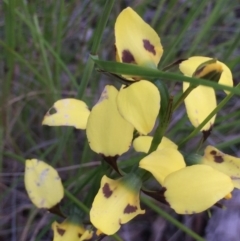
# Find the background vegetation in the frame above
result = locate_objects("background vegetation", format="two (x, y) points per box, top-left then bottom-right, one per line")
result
(1, 0), (240, 240)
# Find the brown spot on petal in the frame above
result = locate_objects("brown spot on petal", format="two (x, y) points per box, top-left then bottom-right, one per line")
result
(57, 227), (65, 236)
(102, 183), (112, 198)
(214, 155), (224, 163)
(78, 233), (82, 238)
(49, 107), (57, 115)
(143, 39), (156, 55)
(124, 204), (138, 214)
(231, 176), (240, 180)
(210, 150), (217, 155)
(122, 50), (136, 64)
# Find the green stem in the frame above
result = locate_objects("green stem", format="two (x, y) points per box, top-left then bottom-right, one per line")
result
(91, 0), (114, 55)
(0, 39), (50, 86)
(173, 85), (195, 111)
(150, 0), (165, 27)
(11, 8), (78, 89)
(224, 30), (240, 61)
(64, 189), (89, 214)
(92, 59), (240, 95)
(77, 58), (95, 99)
(187, 0), (226, 56)
(160, 0), (208, 66)
(148, 97), (173, 154)
(196, 136), (205, 153)
(54, 0), (64, 88)
(141, 197), (206, 241)
(216, 137), (240, 150)
(2, 0), (16, 174)
(77, 0), (115, 99)
(33, 15), (56, 97)
(148, 80), (171, 153)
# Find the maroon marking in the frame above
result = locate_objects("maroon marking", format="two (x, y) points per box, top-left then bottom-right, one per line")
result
(78, 233), (82, 238)
(57, 227), (65, 236)
(231, 176), (240, 180)
(122, 50), (136, 63)
(124, 204), (137, 214)
(214, 155), (224, 163)
(102, 183), (113, 198)
(49, 107), (57, 115)
(210, 150), (217, 155)
(143, 39), (156, 55)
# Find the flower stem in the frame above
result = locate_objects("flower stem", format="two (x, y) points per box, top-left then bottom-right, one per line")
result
(77, 0), (115, 99)
(148, 80), (172, 154)
(173, 84), (196, 111)
(142, 197), (206, 241)
(64, 189), (89, 214)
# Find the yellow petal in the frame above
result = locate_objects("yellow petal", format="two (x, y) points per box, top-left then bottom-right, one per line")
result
(42, 99), (90, 129)
(179, 56), (233, 93)
(164, 165), (234, 214)
(202, 145), (240, 189)
(139, 149), (186, 185)
(117, 80), (160, 135)
(90, 175), (145, 235)
(24, 159), (64, 208)
(183, 83), (216, 131)
(52, 220), (92, 241)
(133, 135), (177, 153)
(86, 85), (134, 156)
(115, 7), (163, 68)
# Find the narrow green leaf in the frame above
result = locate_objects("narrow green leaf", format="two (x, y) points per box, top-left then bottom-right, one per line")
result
(92, 58), (240, 95)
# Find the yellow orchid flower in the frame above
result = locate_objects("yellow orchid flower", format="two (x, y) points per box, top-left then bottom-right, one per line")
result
(139, 149), (234, 214)
(24, 159), (64, 209)
(179, 56), (233, 131)
(115, 8), (234, 132)
(201, 145), (240, 189)
(90, 174), (145, 235)
(163, 165), (234, 214)
(115, 7), (163, 69)
(52, 219), (93, 241)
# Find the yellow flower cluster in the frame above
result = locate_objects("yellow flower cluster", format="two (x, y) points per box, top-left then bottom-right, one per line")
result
(24, 6), (238, 239)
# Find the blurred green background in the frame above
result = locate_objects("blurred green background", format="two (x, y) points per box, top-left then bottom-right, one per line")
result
(1, 0), (240, 240)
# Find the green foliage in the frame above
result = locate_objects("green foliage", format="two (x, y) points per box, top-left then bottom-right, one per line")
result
(1, 0), (240, 240)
